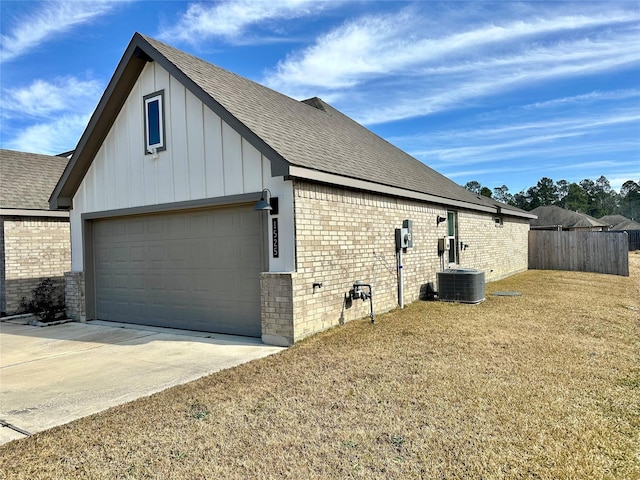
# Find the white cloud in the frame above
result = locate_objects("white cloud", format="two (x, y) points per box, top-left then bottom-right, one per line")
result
(2, 76), (102, 154)
(276, 9), (628, 87)
(0, 1), (121, 63)
(5, 78), (102, 117)
(355, 30), (640, 125)
(6, 114), (90, 154)
(407, 108), (640, 147)
(524, 89), (640, 109)
(263, 12), (412, 95)
(607, 175), (640, 191)
(159, 0), (335, 45)
(262, 7), (640, 124)
(402, 108), (640, 166)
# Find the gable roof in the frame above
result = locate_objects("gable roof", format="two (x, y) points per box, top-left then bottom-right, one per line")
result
(1, 149), (69, 213)
(50, 33), (533, 219)
(530, 205), (608, 229)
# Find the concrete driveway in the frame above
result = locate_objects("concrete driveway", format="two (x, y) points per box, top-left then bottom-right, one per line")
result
(0, 319), (284, 445)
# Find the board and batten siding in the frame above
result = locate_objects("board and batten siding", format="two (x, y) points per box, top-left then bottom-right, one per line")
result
(70, 61), (294, 272)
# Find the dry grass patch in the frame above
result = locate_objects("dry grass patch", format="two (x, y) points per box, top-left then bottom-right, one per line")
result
(2, 255), (639, 479)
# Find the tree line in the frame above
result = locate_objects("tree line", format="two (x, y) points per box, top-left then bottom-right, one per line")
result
(463, 176), (640, 220)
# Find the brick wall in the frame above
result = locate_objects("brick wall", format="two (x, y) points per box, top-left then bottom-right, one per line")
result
(260, 272), (295, 345)
(1, 216), (71, 315)
(286, 181), (529, 342)
(65, 271), (85, 321)
(456, 211), (530, 281)
(0, 218), (5, 312)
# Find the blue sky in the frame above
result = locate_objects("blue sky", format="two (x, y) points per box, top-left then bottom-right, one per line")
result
(1, 1), (639, 195)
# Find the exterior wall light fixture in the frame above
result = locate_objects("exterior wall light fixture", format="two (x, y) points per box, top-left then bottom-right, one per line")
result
(254, 188), (278, 214)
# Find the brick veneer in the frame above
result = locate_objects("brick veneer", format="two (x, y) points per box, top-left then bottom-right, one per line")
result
(456, 211), (530, 281)
(260, 272), (295, 345)
(1, 216), (70, 315)
(50, 182), (528, 345)
(267, 180), (530, 344)
(64, 271), (85, 322)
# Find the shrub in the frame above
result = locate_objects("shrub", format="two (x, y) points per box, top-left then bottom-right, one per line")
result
(19, 278), (66, 322)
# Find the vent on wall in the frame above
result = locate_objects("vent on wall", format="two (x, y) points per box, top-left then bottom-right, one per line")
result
(437, 269), (485, 304)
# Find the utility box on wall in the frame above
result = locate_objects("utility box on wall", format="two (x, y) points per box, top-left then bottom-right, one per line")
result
(395, 228), (408, 250)
(437, 237), (449, 254)
(402, 219), (413, 248)
(396, 219), (414, 250)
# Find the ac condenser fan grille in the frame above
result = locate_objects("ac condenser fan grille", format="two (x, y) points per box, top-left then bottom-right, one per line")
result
(437, 269), (485, 304)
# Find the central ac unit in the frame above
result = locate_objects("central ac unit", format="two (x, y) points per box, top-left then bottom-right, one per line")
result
(437, 269), (485, 304)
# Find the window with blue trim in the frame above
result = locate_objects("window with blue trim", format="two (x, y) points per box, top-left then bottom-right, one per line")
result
(144, 90), (165, 154)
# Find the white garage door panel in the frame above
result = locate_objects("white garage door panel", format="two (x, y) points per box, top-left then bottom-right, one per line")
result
(92, 206), (263, 336)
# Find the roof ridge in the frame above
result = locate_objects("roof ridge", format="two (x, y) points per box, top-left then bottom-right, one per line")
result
(301, 97), (328, 112)
(50, 32), (532, 217)
(132, 34), (531, 215)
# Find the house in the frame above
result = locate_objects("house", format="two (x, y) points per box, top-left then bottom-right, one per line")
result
(530, 205), (609, 231)
(50, 33), (535, 346)
(601, 214), (640, 251)
(599, 214), (640, 232)
(0, 149), (71, 315)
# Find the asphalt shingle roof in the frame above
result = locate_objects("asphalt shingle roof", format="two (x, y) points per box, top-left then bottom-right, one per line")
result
(51, 33), (532, 218)
(141, 34), (507, 211)
(599, 214), (640, 230)
(1, 149), (69, 210)
(530, 205), (608, 229)
(599, 214), (629, 226)
(599, 214), (640, 231)
(610, 219), (640, 230)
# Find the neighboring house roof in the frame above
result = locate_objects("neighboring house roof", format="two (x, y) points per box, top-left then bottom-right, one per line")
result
(530, 205), (608, 230)
(50, 33), (534, 219)
(599, 214), (640, 231)
(599, 214), (628, 226)
(1, 149), (69, 215)
(610, 219), (640, 231)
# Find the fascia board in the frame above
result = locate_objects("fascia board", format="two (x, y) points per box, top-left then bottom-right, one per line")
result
(0, 209), (70, 218)
(50, 38), (148, 210)
(288, 166), (537, 220)
(499, 207), (538, 220)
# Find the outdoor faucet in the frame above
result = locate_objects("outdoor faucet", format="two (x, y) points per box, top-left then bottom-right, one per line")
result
(350, 281), (374, 323)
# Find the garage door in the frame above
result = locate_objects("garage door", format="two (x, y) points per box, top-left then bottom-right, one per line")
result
(92, 205), (263, 336)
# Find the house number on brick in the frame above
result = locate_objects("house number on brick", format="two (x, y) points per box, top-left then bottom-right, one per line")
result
(272, 218), (279, 258)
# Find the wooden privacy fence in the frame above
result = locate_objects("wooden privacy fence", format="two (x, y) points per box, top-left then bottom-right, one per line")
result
(529, 230), (629, 276)
(627, 230), (640, 251)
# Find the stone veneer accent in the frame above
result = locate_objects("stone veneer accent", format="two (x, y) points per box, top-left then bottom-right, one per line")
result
(64, 271), (86, 322)
(281, 180), (530, 343)
(1, 216), (70, 315)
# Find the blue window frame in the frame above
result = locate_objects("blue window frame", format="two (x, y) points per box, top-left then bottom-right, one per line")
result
(144, 90), (165, 154)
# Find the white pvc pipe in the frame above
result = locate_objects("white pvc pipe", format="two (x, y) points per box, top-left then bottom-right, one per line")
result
(398, 248), (404, 309)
